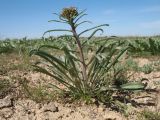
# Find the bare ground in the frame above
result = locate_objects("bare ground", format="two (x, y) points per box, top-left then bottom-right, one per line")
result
(0, 53), (160, 120)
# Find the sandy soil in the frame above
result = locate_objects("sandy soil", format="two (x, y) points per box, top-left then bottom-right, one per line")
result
(0, 54), (160, 120)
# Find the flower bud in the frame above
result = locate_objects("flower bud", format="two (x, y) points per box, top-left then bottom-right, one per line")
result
(61, 7), (78, 21)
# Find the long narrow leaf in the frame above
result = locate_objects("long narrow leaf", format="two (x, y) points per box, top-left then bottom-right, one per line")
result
(106, 46), (129, 71)
(88, 28), (104, 40)
(74, 9), (87, 23)
(38, 45), (62, 51)
(48, 20), (67, 23)
(31, 51), (74, 83)
(78, 24), (109, 37)
(43, 29), (72, 36)
(32, 65), (73, 88)
(52, 13), (68, 22)
(30, 50), (67, 70)
(75, 21), (92, 28)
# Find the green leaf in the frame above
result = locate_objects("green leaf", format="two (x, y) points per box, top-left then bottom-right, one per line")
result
(32, 65), (73, 88)
(120, 82), (146, 90)
(52, 13), (68, 22)
(78, 24), (109, 37)
(43, 29), (72, 37)
(74, 9), (87, 23)
(48, 20), (67, 23)
(63, 47), (79, 77)
(88, 28), (104, 40)
(32, 52), (74, 83)
(38, 45), (62, 51)
(30, 50), (68, 70)
(57, 35), (73, 39)
(75, 21), (92, 28)
(106, 46), (129, 71)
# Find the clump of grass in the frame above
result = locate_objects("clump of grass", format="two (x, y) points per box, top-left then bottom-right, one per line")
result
(0, 40), (15, 54)
(141, 64), (154, 74)
(127, 37), (160, 56)
(20, 79), (57, 103)
(137, 109), (160, 120)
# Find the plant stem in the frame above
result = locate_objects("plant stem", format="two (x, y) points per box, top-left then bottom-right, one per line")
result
(70, 22), (87, 83)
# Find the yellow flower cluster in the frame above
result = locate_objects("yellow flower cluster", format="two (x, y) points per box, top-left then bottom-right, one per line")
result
(61, 7), (78, 20)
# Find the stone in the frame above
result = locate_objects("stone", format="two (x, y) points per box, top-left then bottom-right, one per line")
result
(104, 114), (118, 120)
(0, 108), (13, 119)
(0, 95), (13, 109)
(98, 103), (106, 113)
(42, 102), (58, 112)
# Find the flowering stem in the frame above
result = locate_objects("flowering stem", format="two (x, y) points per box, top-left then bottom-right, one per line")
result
(70, 21), (87, 84)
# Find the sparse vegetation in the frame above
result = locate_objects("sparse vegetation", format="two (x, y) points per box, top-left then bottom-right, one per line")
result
(0, 79), (11, 99)
(0, 7), (160, 120)
(138, 109), (160, 120)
